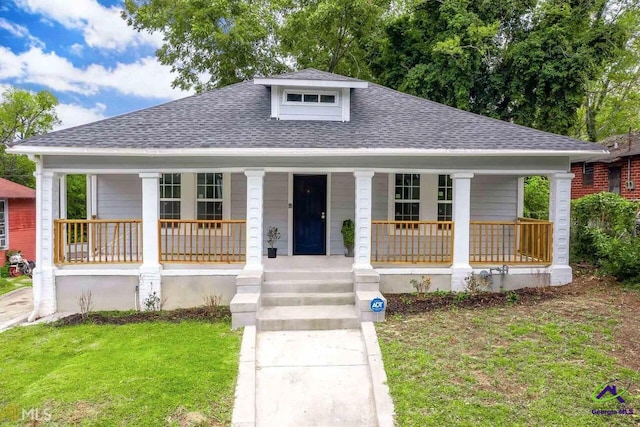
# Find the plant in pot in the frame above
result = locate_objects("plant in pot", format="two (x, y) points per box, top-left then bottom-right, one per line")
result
(267, 226), (281, 258)
(341, 219), (355, 257)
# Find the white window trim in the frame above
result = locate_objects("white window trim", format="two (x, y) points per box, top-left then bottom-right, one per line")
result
(436, 175), (453, 221)
(0, 199), (7, 250)
(196, 173), (225, 221)
(160, 173), (231, 235)
(283, 89), (340, 106)
(387, 174), (451, 236)
(159, 173), (181, 222)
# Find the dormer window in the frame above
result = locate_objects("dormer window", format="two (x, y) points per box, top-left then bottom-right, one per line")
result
(284, 90), (338, 105)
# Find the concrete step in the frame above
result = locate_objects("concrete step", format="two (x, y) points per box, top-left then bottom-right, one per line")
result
(261, 292), (355, 306)
(263, 270), (352, 282)
(262, 280), (353, 294)
(257, 305), (360, 331)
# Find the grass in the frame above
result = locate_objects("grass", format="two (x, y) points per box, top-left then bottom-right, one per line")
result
(378, 281), (640, 426)
(0, 319), (241, 426)
(0, 275), (31, 296)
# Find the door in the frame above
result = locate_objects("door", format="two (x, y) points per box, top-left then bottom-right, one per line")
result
(293, 175), (327, 255)
(609, 167), (621, 194)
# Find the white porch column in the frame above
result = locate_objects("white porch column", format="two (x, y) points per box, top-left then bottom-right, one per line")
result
(245, 170), (265, 271)
(548, 172), (574, 285)
(139, 173), (162, 308)
(451, 173), (474, 291)
(354, 170), (374, 270)
(31, 166), (57, 319)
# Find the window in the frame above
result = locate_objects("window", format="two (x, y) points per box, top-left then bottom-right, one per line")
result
(437, 174), (453, 221)
(394, 174), (420, 223)
(609, 167), (621, 194)
(197, 173), (223, 221)
(583, 163), (594, 186)
(0, 200), (6, 249)
(160, 173), (181, 223)
(284, 91), (337, 105)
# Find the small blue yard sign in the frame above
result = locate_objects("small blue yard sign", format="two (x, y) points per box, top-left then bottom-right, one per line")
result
(370, 297), (385, 312)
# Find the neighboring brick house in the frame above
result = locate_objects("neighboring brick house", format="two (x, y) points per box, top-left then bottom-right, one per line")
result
(0, 178), (36, 261)
(571, 132), (640, 200)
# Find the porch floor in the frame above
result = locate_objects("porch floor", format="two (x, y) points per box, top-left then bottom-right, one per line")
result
(263, 256), (353, 272)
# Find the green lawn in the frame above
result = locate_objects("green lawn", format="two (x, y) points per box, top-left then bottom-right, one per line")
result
(0, 320), (241, 426)
(0, 276), (31, 296)
(378, 282), (640, 426)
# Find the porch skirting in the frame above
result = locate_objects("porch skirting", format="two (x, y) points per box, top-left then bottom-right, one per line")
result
(52, 263), (554, 312)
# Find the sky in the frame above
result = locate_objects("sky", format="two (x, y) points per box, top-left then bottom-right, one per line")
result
(0, 0), (191, 131)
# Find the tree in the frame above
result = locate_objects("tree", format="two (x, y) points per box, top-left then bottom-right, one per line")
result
(122, 0), (387, 91)
(372, 0), (630, 135)
(0, 88), (59, 187)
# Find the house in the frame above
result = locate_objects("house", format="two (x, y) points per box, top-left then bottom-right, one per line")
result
(571, 132), (640, 199)
(0, 178), (36, 262)
(9, 69), (606, 328)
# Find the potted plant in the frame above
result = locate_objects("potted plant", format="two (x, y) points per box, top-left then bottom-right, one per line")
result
(341, 219), (355, 257)
(267, 226), (281, 258)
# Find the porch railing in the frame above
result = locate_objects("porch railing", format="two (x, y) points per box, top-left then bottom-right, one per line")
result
(470, 219), (552, 264)
(54, 219), (142, 264)
(159, 220), (246, 263)
(371, 220), (454, 264)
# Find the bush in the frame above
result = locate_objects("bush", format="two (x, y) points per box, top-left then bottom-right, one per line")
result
(523, 176), (549, 219)
(571, 192), (639, 263)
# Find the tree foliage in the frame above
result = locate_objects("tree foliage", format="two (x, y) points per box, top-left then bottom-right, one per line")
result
(122, 0), (387, 91)
(372, 0), (631, 135)
(0, 87), (59, 187)
(523, 176), (549, 220)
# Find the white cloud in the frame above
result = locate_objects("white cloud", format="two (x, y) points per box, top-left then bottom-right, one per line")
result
(69, 43), (84, 56)
(14, 0), (162, 51)
(0, 46), (187, 100)
(0, 17), (44, 48)
(55, 102), (107, 130)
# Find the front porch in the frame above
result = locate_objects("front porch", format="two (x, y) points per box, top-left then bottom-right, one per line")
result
(33, 167), (573, 323)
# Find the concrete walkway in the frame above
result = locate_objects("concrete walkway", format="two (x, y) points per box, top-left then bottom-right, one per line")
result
(0, 287), (33, 331)
(233, 324), (394, 427)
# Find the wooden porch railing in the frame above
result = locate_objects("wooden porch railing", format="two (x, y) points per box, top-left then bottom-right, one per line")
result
(470, 219), (552, 264)
(371, 220), (454, 264)
(54, 219), (142, 264)
(159, 220), (246, 263)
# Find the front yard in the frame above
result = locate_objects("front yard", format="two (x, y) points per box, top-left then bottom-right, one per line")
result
(378, 272), (640, 426)
(0, 319), (241, 426)
(0, 275), (31, 296)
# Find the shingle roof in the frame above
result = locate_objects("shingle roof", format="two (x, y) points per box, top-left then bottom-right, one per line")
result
(587, 132), (640, 163)
(0, 178), (35, 199)
(262, 68), (364, 82)
(14, 69), (604, 153)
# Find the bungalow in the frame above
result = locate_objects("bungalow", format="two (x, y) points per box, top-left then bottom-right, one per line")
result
(10, 69), (606, 329)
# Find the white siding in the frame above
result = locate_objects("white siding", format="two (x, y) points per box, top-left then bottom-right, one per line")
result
(262, 173), (288, 254)
(330, 173), (354, 255)
(372, 173), (389, 221)
(96, 174), (142, 219)
(277, 86), (343, 121)
(470, 175), (518, 221)
(230, 173), (246, 220)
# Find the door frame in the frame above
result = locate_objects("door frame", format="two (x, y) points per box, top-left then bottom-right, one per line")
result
(287, 172), (331, 256)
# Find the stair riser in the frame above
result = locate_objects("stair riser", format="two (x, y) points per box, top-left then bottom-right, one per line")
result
(263, 282), (353, 293)
(257, 318), (361, 331)
(263, 271), (352, 282)
(261, 294), (355, 306)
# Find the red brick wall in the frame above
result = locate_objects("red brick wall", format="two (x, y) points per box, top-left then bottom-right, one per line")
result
(571, 156), (640, 200)
(0, 198), (36, 262)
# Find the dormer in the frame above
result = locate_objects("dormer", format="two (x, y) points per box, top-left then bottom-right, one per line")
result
(254, 69), (368, 122)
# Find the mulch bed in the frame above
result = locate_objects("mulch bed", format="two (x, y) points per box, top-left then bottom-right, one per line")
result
(384, 287), (568, 315)
(54, 306), (231, 327)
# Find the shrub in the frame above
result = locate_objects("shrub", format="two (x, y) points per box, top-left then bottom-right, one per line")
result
(409, 275), (432, 296)
(523, 176), (550, 219)
(571, 192), (639, 263)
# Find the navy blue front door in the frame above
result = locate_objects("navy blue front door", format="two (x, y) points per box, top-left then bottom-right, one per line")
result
(293, 175), (327, 255)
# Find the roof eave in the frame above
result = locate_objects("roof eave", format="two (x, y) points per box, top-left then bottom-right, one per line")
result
(8, 146), (608, 158)
(253, 78), (368, 89)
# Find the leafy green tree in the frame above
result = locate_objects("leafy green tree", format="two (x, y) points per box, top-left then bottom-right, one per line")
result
(66, 175), (87, 220)
(0, 87), (59, 187)
(122, 0), (387, 91)
(523, 176), (549, 220)
(372, 0), (630, 135)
